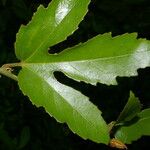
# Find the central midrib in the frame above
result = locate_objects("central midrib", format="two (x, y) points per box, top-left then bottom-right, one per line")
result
(22, 49), (150, 66)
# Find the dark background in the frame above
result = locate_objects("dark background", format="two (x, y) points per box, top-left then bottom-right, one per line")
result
(0, 0), (150, 149)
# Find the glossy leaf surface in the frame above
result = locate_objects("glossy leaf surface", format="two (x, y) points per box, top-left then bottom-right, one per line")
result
(15, 0), (90, 61)
(116, 92), (141, 124)
(15, 0), (150, 144)
(17, 32), (150, 85)
(115, 108), (150, 144)
(16, 0), (110, 144)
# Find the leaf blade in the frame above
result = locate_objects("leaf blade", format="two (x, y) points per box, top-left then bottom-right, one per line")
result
(18, 66), (110, 144)
(17, 32), (150, 144)
(116, 92), (142, 124)
(55, 33), (150, 85)
(24, 33), (150, 85)
(115, 108), (150, 144)
(15, 0), (90, 61)
(17, 32), (150, 143)
(15, 0), (150, 145)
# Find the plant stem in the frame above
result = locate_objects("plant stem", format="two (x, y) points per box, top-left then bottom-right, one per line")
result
(0, 62), (21, 81)
(2, 62), (22, 68)
(108, 121), (116, 132)
(0, 67), (18, 81)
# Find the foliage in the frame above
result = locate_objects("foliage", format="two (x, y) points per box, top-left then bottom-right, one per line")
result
(0, 1), (149, 149)
(115, 108), (150, 144)
(116, 92), (141, 124)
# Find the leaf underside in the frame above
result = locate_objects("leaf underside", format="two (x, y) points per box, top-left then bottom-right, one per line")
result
(15, 0), (150, 144)
(115, 108), (150, 144)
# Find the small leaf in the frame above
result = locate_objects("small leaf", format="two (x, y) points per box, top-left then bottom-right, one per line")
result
(116, 92), (141, 124)
(115, 108), (150, 144)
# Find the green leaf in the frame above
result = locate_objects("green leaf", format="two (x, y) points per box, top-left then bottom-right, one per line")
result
(116, 92), (141, 124)
(15, 0), (90, 61)
(15, 0), (150, 145)
(16, 32), (150, 85)
(115, 108), (150, 144)
(16, 0), (110, 144)
(18, 67), (109, 144)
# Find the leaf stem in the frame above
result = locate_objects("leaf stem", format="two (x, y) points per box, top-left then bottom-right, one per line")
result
(108, 121), (116, 132)
(2, 62), (22, 68)
(0, 62), (21, 81)
(0, 67), (18, 81)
